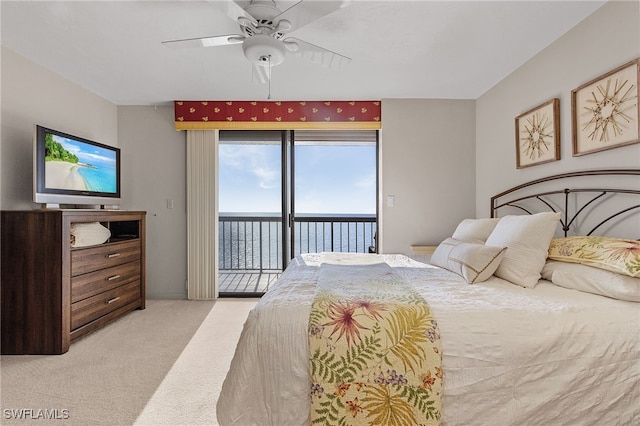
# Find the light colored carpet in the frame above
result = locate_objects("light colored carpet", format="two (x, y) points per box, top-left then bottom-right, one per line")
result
(0, 298), (257, 425)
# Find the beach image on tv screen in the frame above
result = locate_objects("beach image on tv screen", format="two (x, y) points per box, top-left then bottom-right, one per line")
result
(44, 132), (117, 193)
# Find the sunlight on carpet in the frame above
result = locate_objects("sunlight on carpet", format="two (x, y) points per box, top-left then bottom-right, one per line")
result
(1, 300), (219, 425)
(134, 298), (257, 425)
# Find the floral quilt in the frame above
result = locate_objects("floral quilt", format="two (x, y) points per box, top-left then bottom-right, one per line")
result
(308, 262), (442, 425)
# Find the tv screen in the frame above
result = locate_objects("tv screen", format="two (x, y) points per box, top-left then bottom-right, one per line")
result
(34, 125), (121, 207)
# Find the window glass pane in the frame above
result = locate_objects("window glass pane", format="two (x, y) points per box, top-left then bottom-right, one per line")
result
(218, 132), (283, 296)
(293, 136), (377, 256)
(219, 134), (281, 214)
(295, 142), (376, 214)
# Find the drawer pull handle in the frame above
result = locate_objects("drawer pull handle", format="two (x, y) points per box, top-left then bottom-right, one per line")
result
(106, 297), (121, 304)
(107, 275), (121, 281)
(106, 253), (121, 259)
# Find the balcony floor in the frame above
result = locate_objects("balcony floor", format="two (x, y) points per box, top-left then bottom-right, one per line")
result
(219, 270), (282, 295)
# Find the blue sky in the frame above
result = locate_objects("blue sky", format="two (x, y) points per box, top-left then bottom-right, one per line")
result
(54, 135), (116, 168)
(219, 143), (376, 214)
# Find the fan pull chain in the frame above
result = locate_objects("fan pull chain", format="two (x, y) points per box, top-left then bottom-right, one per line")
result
(267, 55), (272, 100)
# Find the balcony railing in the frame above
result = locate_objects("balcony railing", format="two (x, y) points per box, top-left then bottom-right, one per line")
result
(218, 213), (377, 272)
(292, 215), (377, 257)
(219, 214), (283, 271)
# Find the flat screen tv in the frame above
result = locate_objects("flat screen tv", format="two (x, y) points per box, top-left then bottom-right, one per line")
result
(33, 125), (121, 208)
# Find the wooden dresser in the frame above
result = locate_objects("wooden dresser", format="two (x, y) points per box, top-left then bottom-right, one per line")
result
(1, 210), (146, 355)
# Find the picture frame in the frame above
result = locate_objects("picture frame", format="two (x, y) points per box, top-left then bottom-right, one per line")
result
(571, 58), (639, 156)
(515, 98), (560, 169)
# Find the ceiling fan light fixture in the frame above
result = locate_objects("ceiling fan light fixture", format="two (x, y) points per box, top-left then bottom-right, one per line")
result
(243, 34), (286, 67)
(162, 0), (352, 75)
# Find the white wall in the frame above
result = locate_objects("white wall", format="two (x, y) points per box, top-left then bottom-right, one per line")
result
(476, 0), (640, 219)
(380, 99), (476, 254)
(0, 46), (118, 210)
(117, 106), (187, 299)
(0, 48), (187, 299)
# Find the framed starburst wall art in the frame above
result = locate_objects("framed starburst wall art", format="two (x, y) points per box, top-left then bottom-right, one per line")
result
(572, 58), (639, 156)
(515, 98), (560, 169)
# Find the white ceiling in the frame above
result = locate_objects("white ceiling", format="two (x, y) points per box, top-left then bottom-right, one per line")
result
(0, 0), (606, 105)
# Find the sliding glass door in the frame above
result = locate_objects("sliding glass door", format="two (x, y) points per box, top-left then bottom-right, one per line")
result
(291, 131), (378, 256)
(218, 130), (377, 297)
(218, 131), (286, 297)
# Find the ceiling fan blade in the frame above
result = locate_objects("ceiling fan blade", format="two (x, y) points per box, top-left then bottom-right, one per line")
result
(217, 0), (258, 28)
(273, 0), (350, 33)
(252, 64), (270, 85)
(162, 34), (245, 49)
(284, 37), (351, 70)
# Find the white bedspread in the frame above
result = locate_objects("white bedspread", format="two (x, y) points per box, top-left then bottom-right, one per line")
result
(216, 253), (640, 425)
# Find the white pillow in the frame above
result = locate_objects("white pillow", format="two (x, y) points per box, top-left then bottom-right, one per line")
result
(485, 212), (561, 288)
(70, 222), (111, 247)
(452, 218), (501, 244)
(431, 238), (507, 283)
(541, 261), (640, 302)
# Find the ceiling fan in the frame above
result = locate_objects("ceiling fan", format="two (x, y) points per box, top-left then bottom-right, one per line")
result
(162, 0), (352, 84)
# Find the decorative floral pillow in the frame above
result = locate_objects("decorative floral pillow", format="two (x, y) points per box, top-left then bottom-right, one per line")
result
(548, 236), (640, 278)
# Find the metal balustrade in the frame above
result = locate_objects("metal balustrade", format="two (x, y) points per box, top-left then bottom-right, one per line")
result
(219, 215), (282, 271)
(292, 215), (377, 257)
(218, 214), (377, 273)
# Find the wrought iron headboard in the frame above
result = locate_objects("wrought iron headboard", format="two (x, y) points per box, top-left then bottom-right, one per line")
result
(490, 169), (640, 237)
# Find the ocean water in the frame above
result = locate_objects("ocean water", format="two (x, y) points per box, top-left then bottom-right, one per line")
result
(78, 164), (117, 193)
(218, 217), (376, 270)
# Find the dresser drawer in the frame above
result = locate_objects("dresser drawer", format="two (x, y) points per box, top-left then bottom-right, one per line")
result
(71, 240), (140, 277)
(71, 281), (141, 331)
(71, 262), (140, 304)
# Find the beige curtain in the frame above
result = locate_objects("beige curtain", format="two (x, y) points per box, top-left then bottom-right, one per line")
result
(186, 130), (218, 299)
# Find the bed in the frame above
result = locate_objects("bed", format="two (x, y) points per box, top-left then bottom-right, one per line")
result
(216, 169), (640, 426)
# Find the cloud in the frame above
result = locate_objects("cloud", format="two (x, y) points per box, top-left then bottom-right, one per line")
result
(354, 173), (376, 188)
(219, 144), (279, 189)
(254, 167), (278, 189)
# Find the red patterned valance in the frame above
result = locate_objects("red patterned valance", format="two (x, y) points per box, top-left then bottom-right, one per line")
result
(174, 100), (381, 130)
